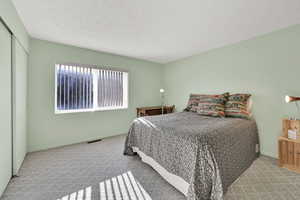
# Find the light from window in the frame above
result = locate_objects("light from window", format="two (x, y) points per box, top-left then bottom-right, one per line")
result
(55, 64), (128, 114)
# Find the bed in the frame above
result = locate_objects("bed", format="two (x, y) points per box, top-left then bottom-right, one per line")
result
(124, 112), (259, 200)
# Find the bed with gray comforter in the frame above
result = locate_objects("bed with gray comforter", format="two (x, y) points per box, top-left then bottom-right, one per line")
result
(124, 112), (259, 200)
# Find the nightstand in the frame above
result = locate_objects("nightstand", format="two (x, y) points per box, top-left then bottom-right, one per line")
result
(278, 119), (300, 173)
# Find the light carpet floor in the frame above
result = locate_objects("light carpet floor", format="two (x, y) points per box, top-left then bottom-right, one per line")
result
(1, 135), (300, 200)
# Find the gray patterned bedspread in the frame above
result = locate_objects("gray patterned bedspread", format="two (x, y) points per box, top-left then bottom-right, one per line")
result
(124, 112), (259, 200)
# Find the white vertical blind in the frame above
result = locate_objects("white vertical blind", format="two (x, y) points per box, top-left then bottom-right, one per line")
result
(56, 64), (94, 111)
(55, 64), (128, 113)
(97, 70), (125, 108)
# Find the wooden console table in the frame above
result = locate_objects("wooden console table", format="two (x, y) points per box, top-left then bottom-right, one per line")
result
(136, 105), (175, 117)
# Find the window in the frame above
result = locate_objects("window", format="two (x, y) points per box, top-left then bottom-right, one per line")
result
(55, 64), (128, 114)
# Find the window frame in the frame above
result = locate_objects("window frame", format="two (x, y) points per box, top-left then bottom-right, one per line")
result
(54, 63), (129, 114)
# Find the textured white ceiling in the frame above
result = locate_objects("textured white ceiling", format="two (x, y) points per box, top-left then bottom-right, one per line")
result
(12, 0), (300, 63)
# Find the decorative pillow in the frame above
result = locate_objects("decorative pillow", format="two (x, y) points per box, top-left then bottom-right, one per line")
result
(246, 97), (253, 116)
(184, 94), (204, 112)
(225, 94), (251, 119)
(185, 93), (229, 117)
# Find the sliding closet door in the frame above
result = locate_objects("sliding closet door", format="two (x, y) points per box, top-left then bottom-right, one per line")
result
(0, 21), (12, 195)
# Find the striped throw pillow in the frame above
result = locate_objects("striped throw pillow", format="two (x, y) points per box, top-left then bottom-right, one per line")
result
(225, 94), (251, 119)
(185, 93), (229, 117)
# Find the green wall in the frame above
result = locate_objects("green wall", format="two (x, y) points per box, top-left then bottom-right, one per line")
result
(27, 25), (300, 157)
(163, 25), (300, 158)
(28, 39), (163, 152)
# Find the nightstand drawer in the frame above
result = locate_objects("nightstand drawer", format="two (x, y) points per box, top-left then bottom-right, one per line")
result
(279, 140), (288, 165)
(279, 139), (295, 165)
(295, 143), (300, 167)
(287, 142), (294, 165)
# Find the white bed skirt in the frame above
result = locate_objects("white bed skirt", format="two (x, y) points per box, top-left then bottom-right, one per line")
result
(132, 146), (189, 196)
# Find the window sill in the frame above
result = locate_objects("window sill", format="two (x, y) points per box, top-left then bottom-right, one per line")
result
(55, 106), (128, 114)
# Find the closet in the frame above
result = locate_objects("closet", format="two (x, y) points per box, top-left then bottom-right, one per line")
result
(0, 19), (13, 195)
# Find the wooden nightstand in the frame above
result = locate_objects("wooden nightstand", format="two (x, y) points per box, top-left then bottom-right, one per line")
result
(136, 105), (175, 117)
(278, 119), (300, 173)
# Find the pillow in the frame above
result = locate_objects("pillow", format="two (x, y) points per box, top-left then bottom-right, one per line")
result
(185, 93), (229, 117)
(184, 94), (204, 112)
(225, 93), (251, 119)
(247, 97), (253, 115)
(185, 93), (228, 112)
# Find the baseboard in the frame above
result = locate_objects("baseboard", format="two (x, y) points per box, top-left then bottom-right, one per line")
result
(28, 133), (127, 153)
